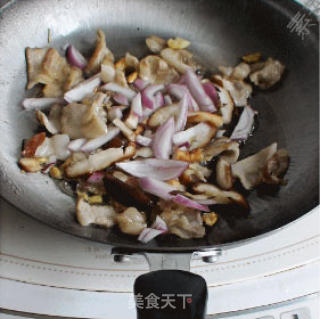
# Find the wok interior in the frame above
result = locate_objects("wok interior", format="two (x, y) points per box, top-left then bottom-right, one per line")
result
(0, 0), (318, 251)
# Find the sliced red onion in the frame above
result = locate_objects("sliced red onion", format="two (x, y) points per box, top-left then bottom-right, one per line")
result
(131, 92), (143, 117)
(138, 228), (165, 243)
(101, 82), (136, 101)
(173, 194), (210, 212)
(22, 98), (64, 111)
(139, 177), (176, 200)
(202, 81), (219, 109)
(113, 93), (129, 106)
(177, 74), (186, 84)
(175, 95), (188, 132)
(155, 92), (165, 108)
(151, 215), (168, 232)
(230, 105), (255, 141)
(167, 84), (199, 111)
(81, 126), (120, 152)
(116, 158), (188, 180)
(133, 78), (149, 91)
(164, 94), (173, 105)
(87, 171), (105, 184)
(66, 45), (87, 70)
(68, 138), (87, 152)
(64, 73), (101, 103)
(185, 69), (215, 112)
(141, 84), (165, 109)
(153, 117), (175, 159)
(136, 135), (152, 147)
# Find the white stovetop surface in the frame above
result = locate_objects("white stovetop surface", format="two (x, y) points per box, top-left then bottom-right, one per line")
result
(0, 196), (319, 318)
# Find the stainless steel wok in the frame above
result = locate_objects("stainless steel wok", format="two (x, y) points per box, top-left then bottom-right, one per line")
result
(0, 0), (318, 317)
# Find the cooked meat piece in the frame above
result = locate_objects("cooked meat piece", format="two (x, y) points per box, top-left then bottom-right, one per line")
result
(22, 132), (46, 157)
(25, 47), (48, 89)
(66, 148), (124, 177)
(213, 84), (234, 124)
(262, 149), (289, 184)
(36, 110), (59, 134)
(64, 66), (84, 91)
(139, 55), (179, 84)
(48, 104), (63, 133)
(104, 173), (154, 211)
(231, 142), (278, 190)
(117, 207), (147, 235)
(204, 137), (240, 163)
(249, 58), (285, 89)
(230, 62), (251, 80)
(159, 201), (205, 239)
(160, 48), (198, 74)
(146, 35), (166, 53)
(76, 198), (116, 228)
(35, 134), (70, 160)
(19, 157), (48, 172)
(85, 29), (114, 75)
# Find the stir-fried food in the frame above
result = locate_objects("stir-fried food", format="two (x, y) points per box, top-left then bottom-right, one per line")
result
(19, 30), (289, 242)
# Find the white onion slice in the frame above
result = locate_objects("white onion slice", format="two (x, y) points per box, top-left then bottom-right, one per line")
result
(139, 177), (176, 200)
(230, 105), (255, 141)
(22, 98), (64, 111)
(68, 138), (87, 152)
(185, 69), (215, 112)
(66, 45), (87, 70)
(173, 194), (210, 212)
(113, 93), (129, 106)
(164, 94), (173, 105)
(116, 159), (188, 180)
(138, 228), (165, 243)
(131, 92), (143, 117)
(81, 126), (120, 152)
(175, 95), (188, 132)
(152, 117), (175, 159)
(101, 82), (136, 101)
(136, 135), (152, 147)
(64, 73), (101, 103)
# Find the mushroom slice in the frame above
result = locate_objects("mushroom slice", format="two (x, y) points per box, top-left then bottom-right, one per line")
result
(139, 55), (179, 84)
(204, 137), (240, 163)
(214, 84), (234, 124)
(173, 123), (217, 151)
(113, 118), (136, 141)
(181, 163), (212, 185)
(193, 183), (248, 208)
(220, 62), (251, 81)
(148, 103), (180, 127)
(159, 201), (205, 239)
(35, 134), (70, 160)
(76, 198), (116, 228)
(216, 158), (233, 190)
(187, 112), (223, 128)
(101, 57), (116, 83)
(167, 37), (191, 50)
(25, 47), (48, 89)
(160, 48), (197, 74)
(48, 104), (62, 132)
(231, 143), (278, 190)
(173, 148), (204, 163)
(242, 52), (262, 64)
(146, 35), (167, 53)
(249, 58), (285, 89)
(64, 66), (83, 91)
(36, 110), (59, 134)
(117, 207), (147, 236)
(134, 147), (153, 159)
(125, 52), (139, 70)
(85, 29), (114, 75)
(66, 147), (124, 177)
(262, 149), (289, 185)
